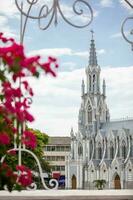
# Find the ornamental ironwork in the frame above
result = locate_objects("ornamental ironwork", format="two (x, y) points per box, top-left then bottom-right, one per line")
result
(1, 0), (94, 190)
(121, 0), (133, 50)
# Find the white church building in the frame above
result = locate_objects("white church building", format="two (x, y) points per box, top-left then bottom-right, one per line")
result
(65, 32), (133, 190)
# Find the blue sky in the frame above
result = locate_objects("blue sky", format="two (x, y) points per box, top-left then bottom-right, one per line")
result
(0, 0), (133, 136)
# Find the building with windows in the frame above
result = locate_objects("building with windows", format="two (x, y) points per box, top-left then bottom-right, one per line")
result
(65, 32), (133, 190)
(44, 137), (71, 180)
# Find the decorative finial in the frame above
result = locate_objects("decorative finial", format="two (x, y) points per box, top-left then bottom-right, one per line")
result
(90, 29), (94, 40)
(70, 127), (74, 138)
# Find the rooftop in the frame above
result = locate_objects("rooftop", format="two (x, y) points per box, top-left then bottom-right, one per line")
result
(48, 137), (71, 145)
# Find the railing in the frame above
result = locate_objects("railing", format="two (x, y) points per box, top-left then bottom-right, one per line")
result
(110, 117), (133, 122)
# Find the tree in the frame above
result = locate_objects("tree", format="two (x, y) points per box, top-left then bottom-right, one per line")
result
(93, 179), (106, 190)
(26, 128), (51, 173)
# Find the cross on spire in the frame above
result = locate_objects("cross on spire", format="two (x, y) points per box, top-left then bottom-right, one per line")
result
(90, 30), (94, 40)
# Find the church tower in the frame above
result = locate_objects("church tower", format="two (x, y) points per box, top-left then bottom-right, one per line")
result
(78, 31), (110, 136)
(66, 31), (133, 190)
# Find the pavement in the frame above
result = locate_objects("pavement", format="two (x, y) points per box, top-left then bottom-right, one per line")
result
(0, 189), (133, 200)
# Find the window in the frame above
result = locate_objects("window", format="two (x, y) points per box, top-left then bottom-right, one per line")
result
(60, 146), (65, 151)
(93, 74), (95, 92)
(130, 136), (132, 157)
(78, 143), (83, 156)
(122, 140), (126, 159)
(89, 74), (91, 91)
(90, 140), (93, 158)
(61, 166), (65, 171)
(51, 146), (55, 151)
(65, 146), (70, 151)
(110, 142), (114, 159)
(46, 146), (51, 151)
(51, 165), (65, 171)
(88, 102), (92, 123)
(56, 146), (60, 151)
(98, 142), (102, 159)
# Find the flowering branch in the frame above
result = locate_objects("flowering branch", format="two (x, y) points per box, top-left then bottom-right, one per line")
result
(0, 33), (58, 191)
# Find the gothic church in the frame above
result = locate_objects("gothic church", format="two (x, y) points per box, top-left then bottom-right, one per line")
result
(65, 33), (133, 189)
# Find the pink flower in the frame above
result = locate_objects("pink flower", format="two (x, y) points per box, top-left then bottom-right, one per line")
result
(13, 88), (22, 98)
(0, 133), (10, 145)
(22, 130), (37, 149)
(13, 72), (25, 82)
(16, 165), (27, 172)
(48, 56), (57, 63)
(16, 165), (33, 187)
(24, 110), (34, 122)
(40, 62), (56, 77)
(22, 81), (28, 90)
(18, 174), (32, 187)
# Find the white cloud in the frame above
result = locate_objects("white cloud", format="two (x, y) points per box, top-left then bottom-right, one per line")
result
(29, 48), (106, 58)
(100, 0), (113, 7)
(28, 66), (133, 136)
(62, 62), (77, 71)
(0, 16), (17, 39)
(54, 3), (98, 24)
(111, 32), (122, 38)
(111, 31), (130, 39)
(97, 49), (106, 55)
(0, 0), (18, 18)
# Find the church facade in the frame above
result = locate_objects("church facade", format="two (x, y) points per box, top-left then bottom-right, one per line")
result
(65, 33), (133, 190)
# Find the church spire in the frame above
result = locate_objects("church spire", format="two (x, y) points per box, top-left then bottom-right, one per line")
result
(89, 30), (98, 66)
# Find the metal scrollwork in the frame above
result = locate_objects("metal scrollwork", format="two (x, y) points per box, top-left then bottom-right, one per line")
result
(121, 0), (133, 50)
(3, 0), (93, 191)
(15, 0), (93, 42)
(121, 16), (133, 50)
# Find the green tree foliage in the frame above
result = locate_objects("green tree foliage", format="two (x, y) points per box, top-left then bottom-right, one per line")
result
(2, 128), (51, 173)
(93, 179), (106, 190)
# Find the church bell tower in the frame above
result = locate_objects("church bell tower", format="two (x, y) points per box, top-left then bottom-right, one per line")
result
(78, 31), (110, 136)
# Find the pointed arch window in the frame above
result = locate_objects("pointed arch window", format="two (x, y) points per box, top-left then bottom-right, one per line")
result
(78, 143), (83, 157)
(89, 74), (91, 91)
(99, 106), (102, 115)
(122, 140), (126, 159)
(110, 141), (114, 159)
(87, 102), (92, 123)
(98, 142), (102, 159)
(130, 136), (132, 157)
(93, 74), (95, 92)
(90, 140), (93, 158)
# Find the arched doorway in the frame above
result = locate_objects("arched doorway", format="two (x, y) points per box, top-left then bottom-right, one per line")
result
(72, 175), (77, 189)
(114, 174), (121, 189)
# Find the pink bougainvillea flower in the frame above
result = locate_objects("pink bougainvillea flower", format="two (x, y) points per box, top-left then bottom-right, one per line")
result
(0, 33), (59, 190)
(40, 62), (56, 77)
(48, 56), (57, 63)
(12, 72), (25, 82)
(22, 130), (37, 149)
(13, 88), (22, 98)
(22, 81), (28, 90)
(0, 32), (14, 43)
(18, 174), (32, 187)
(0, 133), (10, 145)
(16, 165), (27, 172)
(16, 165), (33, 187)
(24, 110), (34, 122)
